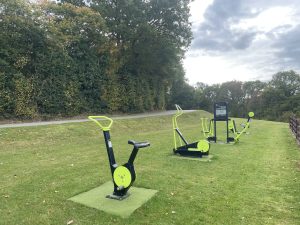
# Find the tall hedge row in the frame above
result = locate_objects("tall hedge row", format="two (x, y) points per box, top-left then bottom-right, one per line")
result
(0, 0), (192, 119)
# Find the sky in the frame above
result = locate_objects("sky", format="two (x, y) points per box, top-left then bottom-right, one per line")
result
(184, 0), (300, 85)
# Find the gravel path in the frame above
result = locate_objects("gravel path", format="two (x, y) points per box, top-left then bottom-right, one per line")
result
(0, 110), (196, 128)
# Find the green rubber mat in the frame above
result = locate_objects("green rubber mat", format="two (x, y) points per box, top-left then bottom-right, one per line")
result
(69, 181), (158, 218)
(170, 154), (213, 161)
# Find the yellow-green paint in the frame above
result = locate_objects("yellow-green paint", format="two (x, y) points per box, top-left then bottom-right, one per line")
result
(201, 117), (210, 138)
(188, 140), (210, 152)
(172, 104), (184, 149)
(113, 166), (132, 188)
(208, 120), (214, 137)
(201, 117), (214, 138)
(229, 120), (237, 135)
(187, 148), (201, 152)
(233, 112), (254, 142)
(234, 122), (250, 142)
(198, 140), (210, 152)
(88, 116), (113, 131)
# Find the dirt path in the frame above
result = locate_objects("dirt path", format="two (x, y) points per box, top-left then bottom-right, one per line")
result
(0, 110), (196, 128)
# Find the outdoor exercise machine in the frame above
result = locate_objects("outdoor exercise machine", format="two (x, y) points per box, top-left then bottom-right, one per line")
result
(228, 111), (255, 142)
(88, 116), (150, 200)
(172, 104), (210, 157)
(201, 117), (214, 139)
(201, 102), (254, 143)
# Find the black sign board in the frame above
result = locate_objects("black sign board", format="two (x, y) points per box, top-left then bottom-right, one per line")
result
(214, 102), (228, 121)
(207, 102), (233, 143)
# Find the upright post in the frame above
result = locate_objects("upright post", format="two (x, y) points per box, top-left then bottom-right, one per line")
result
(212, 102), (230, 143)
(103, 130), (117, 175)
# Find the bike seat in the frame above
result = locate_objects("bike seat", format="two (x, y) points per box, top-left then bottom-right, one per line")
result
(128, 140), (150, 149)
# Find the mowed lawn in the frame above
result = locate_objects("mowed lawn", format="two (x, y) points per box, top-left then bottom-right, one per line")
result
(0, 111), (299, 225)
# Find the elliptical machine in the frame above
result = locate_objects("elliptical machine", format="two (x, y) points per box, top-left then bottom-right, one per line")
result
(172, 105), (210, 157)
(89, 116), (150, 200)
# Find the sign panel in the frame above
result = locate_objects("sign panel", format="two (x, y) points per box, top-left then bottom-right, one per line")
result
(214, 102), (228, 121)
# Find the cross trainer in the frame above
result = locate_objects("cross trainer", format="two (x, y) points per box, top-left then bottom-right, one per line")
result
(172, 104), (210, 157)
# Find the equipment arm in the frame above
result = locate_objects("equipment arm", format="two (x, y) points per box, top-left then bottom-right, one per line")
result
(88, 116), (113, 131)
(172, 104), (184, 149)
(234, 112), (254, 142)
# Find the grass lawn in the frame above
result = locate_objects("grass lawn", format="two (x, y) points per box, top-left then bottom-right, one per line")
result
(0, 111), (300, 225)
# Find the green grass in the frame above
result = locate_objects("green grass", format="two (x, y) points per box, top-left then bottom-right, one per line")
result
(0, 111), (300, 225)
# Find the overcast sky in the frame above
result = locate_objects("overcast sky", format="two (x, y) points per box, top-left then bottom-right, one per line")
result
(184, 0), (300, 85)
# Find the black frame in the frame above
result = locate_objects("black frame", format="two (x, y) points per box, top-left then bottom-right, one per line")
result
(208, 102), (234, 143)
(102, 130), (150, 200)
(173, 128), (209, 158)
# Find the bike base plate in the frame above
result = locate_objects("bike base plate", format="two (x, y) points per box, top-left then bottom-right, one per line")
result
(106, 193), (130, 201)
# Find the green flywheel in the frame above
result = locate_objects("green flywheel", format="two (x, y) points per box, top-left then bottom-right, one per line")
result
(113, 166), (132, 188)
(197, 140), (210, 153)
(248, 112), (254, 118)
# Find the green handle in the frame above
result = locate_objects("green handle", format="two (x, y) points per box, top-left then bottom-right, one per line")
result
(175, 104), (182, 111)
(175, 104), (183, 116)
(88, 116), (113, 131)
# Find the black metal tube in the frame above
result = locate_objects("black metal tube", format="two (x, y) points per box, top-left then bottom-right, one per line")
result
(175, 128), (189, 145)
(128, 147), (139, 164)
(103, 130), (117, 175)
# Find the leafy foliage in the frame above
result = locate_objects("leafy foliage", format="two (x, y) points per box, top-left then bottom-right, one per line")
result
(0, 0), (192, 119)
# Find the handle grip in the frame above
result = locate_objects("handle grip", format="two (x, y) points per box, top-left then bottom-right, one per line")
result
(88, 116), (113, 131)
(175, 104), (182, 112)
(175, 104), (183, 116)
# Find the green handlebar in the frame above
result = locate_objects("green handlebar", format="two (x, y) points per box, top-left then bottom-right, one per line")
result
(175, 104), (183, 116)
(88, 116), (113, 131)
(175, 104), (182, 112)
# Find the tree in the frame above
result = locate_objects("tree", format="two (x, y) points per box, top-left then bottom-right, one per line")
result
(218, 81), (244, 117)
(168, 79), (195, 109)
(0, 0), (45, 118)
(194, 82), (210, 110)
(92, 0), (193, 111)
(242, 80), (266, 117)
(261, 71), (300, 121)
(269, 71), (300, 97)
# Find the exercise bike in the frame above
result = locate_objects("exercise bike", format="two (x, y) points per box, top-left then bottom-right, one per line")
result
(89, 116), (150, 200)
(172, 105), (210, 157)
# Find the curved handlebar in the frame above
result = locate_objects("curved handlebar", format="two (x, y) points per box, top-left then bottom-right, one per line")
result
(175, 104), (182, 112)
(172, 104), (184, 149)
(88, 116), (113, 131)
(175, 104), (183, 116)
